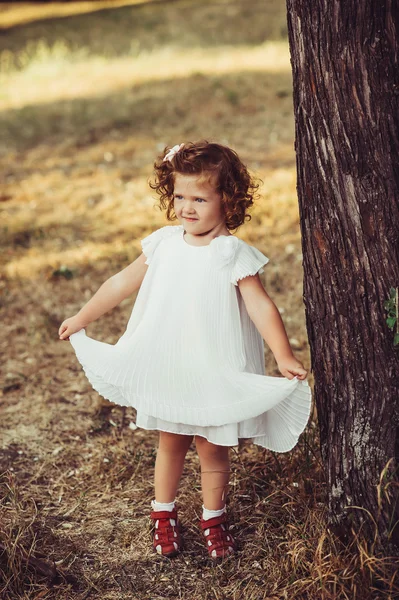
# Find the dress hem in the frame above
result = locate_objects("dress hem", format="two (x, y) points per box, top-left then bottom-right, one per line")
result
(76, 355), (311, 428)
(131, 421), (308, 452)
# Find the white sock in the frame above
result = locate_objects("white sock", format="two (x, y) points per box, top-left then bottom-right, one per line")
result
(202, 504), (226, 520)
(151, 499), (176, 512)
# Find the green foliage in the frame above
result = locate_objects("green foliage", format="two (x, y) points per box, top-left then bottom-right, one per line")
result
(52, 265), (74, 280)
(225, 89), (240, 106)
(384, 287), (399, 346)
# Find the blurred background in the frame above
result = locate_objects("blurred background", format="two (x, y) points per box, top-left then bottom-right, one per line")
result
(0, 3), (318, 599)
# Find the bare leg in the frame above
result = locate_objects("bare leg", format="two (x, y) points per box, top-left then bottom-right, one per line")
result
(195, 436), (230, 510)
(154, 431), (193, 503)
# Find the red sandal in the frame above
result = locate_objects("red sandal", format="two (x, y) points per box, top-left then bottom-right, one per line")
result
(200, 513), (236, 559)
(150, 509), (182, 557)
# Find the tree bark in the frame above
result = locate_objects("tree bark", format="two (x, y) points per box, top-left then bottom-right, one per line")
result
(286, 0), (399, 549)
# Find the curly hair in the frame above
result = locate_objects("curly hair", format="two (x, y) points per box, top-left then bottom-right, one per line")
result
(149, 140), (260, 231)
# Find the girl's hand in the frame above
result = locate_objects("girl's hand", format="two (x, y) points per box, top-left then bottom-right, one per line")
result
(58, 315), (85, 341)
(277, 356), (308, 380)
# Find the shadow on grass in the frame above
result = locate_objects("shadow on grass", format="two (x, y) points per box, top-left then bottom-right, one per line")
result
(0, 0), (289, 61)
(0, 69), (294, 154)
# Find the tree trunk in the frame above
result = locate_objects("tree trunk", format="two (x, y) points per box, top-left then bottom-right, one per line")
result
(286, 0), (399, 549)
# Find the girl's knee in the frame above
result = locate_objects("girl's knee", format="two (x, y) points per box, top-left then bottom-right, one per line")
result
(158, 431), (193, 453)
(195, 436), (229, 461)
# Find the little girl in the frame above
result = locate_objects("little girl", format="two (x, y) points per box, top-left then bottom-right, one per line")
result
(59, 141), (311, 560)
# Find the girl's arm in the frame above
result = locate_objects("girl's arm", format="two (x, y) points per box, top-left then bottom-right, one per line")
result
(58, 252), (148, 340)
(237, 274), (307, 380)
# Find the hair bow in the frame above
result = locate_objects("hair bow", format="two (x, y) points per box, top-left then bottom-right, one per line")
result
(163, 143), (185, 162)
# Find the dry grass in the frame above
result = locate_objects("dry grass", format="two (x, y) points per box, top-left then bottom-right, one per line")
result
(0, 1), (162, 29)
(0, 1), (398, 598)
(1, 433), (398, 599)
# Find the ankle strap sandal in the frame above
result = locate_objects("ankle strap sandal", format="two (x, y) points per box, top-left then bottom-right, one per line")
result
(200, 513), (236, 559)
(150, 509), (182, 557)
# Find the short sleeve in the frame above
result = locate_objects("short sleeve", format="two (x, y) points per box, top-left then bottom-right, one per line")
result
(141, 225), (182, 265)
(230, 242), (269, 286)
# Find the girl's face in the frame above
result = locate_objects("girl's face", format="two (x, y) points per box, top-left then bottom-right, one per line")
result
(173, 173), (226, 234)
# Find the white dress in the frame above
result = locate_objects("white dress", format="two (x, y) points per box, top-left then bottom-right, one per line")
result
(69, 225), (311, 452)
